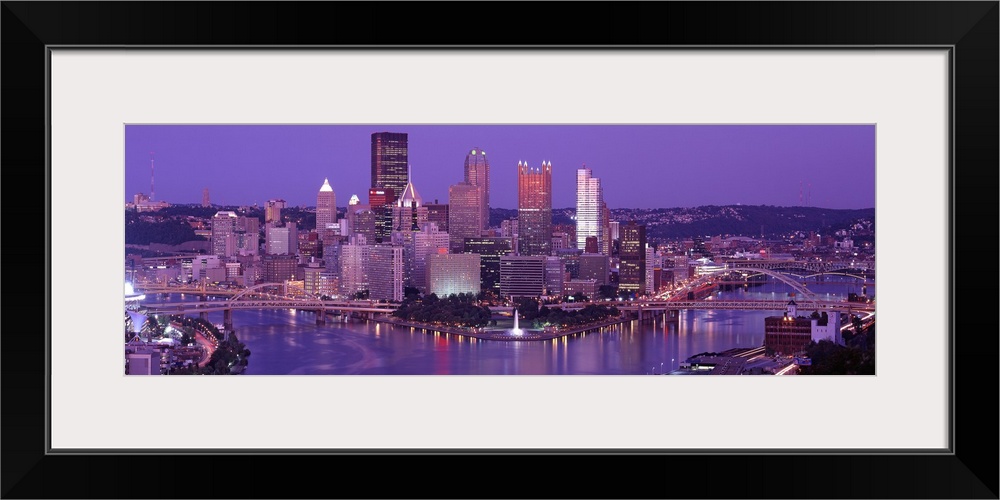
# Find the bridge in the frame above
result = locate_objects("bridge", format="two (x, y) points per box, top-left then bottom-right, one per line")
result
(658, 266), (873, 301)
(719, 259), (874, 275)
(134, 283), (244, 297)
(138, 282), (397, 330)
(137, 271), (874, 331)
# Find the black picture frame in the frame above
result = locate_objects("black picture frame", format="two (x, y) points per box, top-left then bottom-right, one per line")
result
(3, 2), (996, 498)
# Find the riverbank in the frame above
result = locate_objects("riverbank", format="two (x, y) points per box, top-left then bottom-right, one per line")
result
(373, 314), (636, 341)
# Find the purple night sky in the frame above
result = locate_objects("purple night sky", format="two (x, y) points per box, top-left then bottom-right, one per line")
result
(125, 125), (875, 210)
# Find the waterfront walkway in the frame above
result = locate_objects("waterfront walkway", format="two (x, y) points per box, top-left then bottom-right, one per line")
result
(374, 315), (634, 342)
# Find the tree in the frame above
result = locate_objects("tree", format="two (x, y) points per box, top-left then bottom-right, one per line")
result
(598, 285), (617, 301)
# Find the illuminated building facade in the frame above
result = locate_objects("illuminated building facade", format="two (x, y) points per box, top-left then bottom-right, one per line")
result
(316, 178), (337, 239)
(619, 221), (646, 294)
(464, 147), (490, 230)
(426, 253), (481, 297)
(371, 132), (408, 204)
(448, 182), (484, 253)
(517, 161), (552, 256)
(575, 167), (603, 252)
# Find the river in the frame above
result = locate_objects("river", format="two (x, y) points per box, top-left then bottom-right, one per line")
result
(147, 276), (873, 375)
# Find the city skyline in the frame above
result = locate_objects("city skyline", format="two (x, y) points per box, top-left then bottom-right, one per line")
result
(124, 125), (876, 210)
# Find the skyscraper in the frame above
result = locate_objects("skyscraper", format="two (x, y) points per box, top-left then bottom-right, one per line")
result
(316, 178), (337, 238)
(619, 221), (647, 295)
(368, 187), (395, 243)
(448, 182), (483, 253)
(464, 147), (490, 230)
(575, 166), (603, 252)
(368, 245), (404, 302)
(392, 173), (426, 232)
(201, 188), (210, 208)
(517, 160), (552, 256)
(601, 201), (612, 256)
(211, 211), (238, 257)
(371, 132), (408, 204)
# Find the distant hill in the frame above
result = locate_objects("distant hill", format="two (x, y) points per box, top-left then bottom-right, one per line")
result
(490, 205), (874, 239)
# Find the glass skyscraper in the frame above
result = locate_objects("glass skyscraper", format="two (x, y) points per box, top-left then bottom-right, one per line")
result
(619, 220), (647, 295)
(575, 166), (603, 253)
(448, 182), (483, 253)
(517, 160), (552, 256)
(464, 147), (490, 229)
(370, 132), (408, 204)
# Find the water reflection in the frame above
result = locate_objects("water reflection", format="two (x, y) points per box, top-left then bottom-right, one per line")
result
(145, 276), (871, 375)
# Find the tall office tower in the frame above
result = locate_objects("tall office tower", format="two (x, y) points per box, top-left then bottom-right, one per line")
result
(407, 222), (450, 293)
(368, 187), (395, 243)
(211, 211), (239, 257)
(322, 241), (343, 294)
(202, 188), (211, 208)
(645, 244), (659, 295)
(426, 253), (481, 298)
(601, 201), (612, 256)
(369, 245), (404, 302)
(499, 255), (546, 298)
(265, 199), (286, 225)
(619, 221), (647, 295)
(392, 174), (427, 232)
(464, 147), (490, 229)
(424, 200), (449, 232)
(448, 182), (484, 253)
(575, 167), (603, 252)
(463, 237), (512, 295)
(517, 161), (552, 256)
(316, 178), (337, 238)
(339, 235), (372, 298)
(266, 222), (298, 255)
(371, 132), (408, 204)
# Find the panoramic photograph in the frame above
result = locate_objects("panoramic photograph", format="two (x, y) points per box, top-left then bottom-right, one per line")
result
(124, 124), (875, 375)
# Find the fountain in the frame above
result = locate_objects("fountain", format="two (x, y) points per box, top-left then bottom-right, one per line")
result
(511, 308), (522, 335)
(477, 306), (541, 339)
